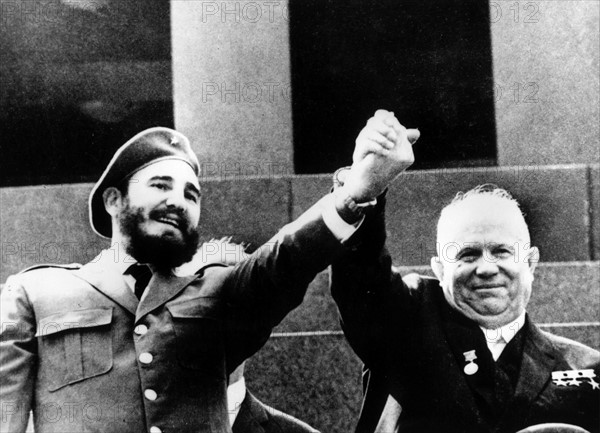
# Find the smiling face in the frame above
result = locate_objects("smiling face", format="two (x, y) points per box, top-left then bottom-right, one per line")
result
(430, 195), (538, 329)
(124, 159), (201, 239)
(105, 159), (201, 269)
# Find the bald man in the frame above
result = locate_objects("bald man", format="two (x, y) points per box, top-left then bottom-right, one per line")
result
(329, 113), (599, 433)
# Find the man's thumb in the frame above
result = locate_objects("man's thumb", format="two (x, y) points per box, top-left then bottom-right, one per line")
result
(406, 128), (420, 145)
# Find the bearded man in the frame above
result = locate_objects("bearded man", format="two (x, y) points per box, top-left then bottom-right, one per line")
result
(1, 121), (417, 433)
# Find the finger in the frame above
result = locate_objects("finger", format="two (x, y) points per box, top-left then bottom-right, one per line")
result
(361, 139), (391, 157)
(366, 118), (397, 144)
(373, 109), (393, 121)
(406, 128), (420, 145)
(384, 114), (402, 132)
(359, 129), (394, 150)
(376, 110), (398, 132)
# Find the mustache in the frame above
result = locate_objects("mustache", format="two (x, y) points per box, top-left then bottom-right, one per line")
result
(149, 207), (190, 230)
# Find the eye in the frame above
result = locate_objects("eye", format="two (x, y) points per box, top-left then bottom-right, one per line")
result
(185, 191), (199, 203)
(494, 247), (513, 258)
(151, 182), (169, 191)
(458, 249), (479, 263)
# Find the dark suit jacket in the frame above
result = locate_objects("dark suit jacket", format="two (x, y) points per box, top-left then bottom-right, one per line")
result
(232, 392), (320, 433)
(330, 197), (600, 433)
(0, 198), (342, 433)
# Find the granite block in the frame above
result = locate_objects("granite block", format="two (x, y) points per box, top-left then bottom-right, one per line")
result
(528, 262), (600, 324)
(289, 166), (592, 265)
(245, 335), (363, 433)
(290, 175), (333, 219)
(273, 270), (341, 333)
(493, 1), (600, 166)
(0, 184), (108, 281)
(172, 0), (294, 173)
(385, 165), (590, 265)
(195, 177), (291, 248)
(540, 325), (600, 351)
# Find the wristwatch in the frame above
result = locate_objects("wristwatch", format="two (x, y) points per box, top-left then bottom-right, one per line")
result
(333, 167), (377, 223)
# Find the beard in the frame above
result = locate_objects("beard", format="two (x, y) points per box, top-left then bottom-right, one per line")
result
(118, 203), (200, 271)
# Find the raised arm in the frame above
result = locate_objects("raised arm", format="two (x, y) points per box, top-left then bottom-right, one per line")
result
(330, 110), (421, 370)
(219, 109), (420, 372)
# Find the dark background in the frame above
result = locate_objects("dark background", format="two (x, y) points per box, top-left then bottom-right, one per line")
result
(290, 0), (497, 173)
(0, 0), (173, 186)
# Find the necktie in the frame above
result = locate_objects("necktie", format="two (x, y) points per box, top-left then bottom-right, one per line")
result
(126, 264), (152, 300)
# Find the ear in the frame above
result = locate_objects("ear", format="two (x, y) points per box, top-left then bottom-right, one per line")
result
(526, 246), (539, 275)
(102, 187), (123, 217)
(430, 256), (444, 281)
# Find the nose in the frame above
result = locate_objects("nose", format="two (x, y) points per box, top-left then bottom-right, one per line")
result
(165, 189), (186, 209)
(474, 257), (500, 278)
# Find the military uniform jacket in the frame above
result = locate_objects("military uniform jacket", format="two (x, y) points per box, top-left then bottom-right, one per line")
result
(1, 200), (342, 433)
(330, 197), (600, 433)
(232, 392), (320, 433)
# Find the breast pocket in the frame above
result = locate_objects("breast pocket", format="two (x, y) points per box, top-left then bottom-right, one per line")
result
(166, 300), (225, 378)
(36, 308), (113, 391)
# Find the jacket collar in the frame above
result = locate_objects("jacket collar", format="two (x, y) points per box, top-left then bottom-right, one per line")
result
(497, 316), (562, 431)
(74, 249), (197, 319)
(135, 271), (197, 322)
(74, 250), (138, 315)
(234, 392), (268, 433)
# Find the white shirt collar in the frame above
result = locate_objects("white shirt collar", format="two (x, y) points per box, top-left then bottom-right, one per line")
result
(479, 312), (526, 345)
(479, 312), (526, 361)
(227, 377), (247, 426)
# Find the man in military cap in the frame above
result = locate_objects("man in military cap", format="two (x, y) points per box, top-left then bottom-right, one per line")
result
(1, 116), (418, 433)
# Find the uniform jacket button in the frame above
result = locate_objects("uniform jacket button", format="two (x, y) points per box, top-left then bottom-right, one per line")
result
(144, 389), (158, 401)
(149, 426), (162, 433)
(134, 324), (148, 335)
(139, 352), (153, 364)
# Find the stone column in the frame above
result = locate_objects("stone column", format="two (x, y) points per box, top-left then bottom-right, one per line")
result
(491, 0), (599, 165)
(171, 1), (294, 178)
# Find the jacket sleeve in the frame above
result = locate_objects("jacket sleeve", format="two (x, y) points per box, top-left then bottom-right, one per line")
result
(0, 279), (37, 433)
(330, 195), (418, 371)
(221, 194), (346, 372)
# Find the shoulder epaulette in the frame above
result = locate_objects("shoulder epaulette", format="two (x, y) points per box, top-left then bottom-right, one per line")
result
(195, 262), (229, 275)
(19, 263), (83, 274)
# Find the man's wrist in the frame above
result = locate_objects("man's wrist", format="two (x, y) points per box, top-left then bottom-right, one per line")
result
(334, 185), (377, 224)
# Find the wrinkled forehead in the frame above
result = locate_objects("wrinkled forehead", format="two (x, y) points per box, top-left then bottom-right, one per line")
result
(436, 196), (530, 244)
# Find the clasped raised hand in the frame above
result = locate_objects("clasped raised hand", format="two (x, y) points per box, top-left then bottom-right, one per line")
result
(343, 109), (420, 202)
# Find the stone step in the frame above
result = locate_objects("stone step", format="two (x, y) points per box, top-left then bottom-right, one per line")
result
(291, 164), (600, 265)
(1, 164), (598, 282)
(275, 261), (600, 349)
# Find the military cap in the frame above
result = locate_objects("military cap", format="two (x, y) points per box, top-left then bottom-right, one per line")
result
(89, 127), (200, 238)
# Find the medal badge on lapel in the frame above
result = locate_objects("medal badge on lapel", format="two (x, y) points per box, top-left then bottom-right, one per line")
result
(552, 369), (600, 389)
(463, 350), (479, 375)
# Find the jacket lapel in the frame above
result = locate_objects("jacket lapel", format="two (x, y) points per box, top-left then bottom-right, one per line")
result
(233, 392), (267, 433)
(74, 252), (138, 315)
(436, 298), (491, 429)
(498, 317), (560, 431)
(135, 272), (197, 322)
